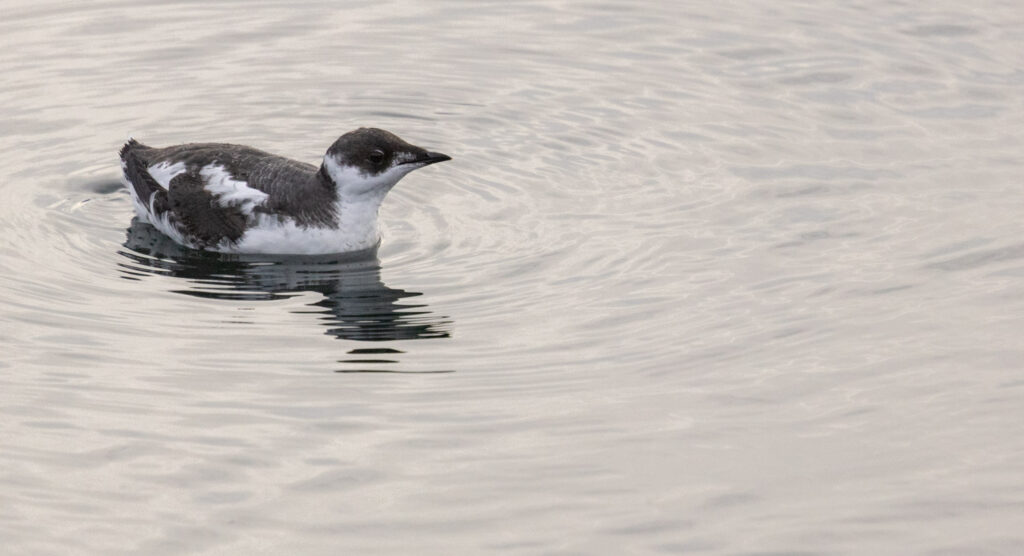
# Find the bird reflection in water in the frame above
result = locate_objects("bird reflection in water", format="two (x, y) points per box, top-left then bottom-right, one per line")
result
(117, 219), (452, 372)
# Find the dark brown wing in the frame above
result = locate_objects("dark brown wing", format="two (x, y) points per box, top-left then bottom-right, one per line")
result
(167, 171), (248, 248)
(121, 139), (171, 215)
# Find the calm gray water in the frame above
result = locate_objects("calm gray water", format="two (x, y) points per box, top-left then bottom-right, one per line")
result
(2, 1), (1023, 554)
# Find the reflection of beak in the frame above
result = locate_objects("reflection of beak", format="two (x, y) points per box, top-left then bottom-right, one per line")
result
(407, 151), (452, 166)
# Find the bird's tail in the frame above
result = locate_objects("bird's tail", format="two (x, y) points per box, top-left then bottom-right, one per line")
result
(119, 137), (141, 161)
(119, 138), (163, 209)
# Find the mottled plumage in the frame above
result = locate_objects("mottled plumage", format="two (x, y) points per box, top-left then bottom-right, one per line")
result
(119, 128), (450, 255)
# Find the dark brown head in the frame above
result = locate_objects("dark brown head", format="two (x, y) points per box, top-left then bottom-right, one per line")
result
(322, 128), (451, 198)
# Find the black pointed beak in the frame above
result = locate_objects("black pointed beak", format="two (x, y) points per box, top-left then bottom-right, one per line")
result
(410, 151), (452, 166)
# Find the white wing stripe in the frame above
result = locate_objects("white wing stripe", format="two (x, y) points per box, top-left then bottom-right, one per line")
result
(146, 161), (187, 189)
(199, 164), (269, 215)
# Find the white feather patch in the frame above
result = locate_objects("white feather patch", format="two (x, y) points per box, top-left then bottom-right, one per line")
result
(324, 155), (415, 197)
(215, 193), (386, 255)
(200, 164), (269, 215)
(146, 161), (187, 189)
(222, 212), (380, 255)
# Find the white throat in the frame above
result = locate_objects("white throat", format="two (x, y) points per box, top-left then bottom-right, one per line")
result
(332, 191), (387, 252)
(321, 155), (411, 252)
(324, 155), (413, 199)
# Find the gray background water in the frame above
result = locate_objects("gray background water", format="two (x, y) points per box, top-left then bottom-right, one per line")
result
(2, 1), (1023, 554)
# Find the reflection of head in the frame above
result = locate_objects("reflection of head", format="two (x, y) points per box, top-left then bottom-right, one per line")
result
(121, 219), (451, 341)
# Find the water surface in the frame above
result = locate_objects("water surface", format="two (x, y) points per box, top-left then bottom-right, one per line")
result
(2, 1), (1023, 554)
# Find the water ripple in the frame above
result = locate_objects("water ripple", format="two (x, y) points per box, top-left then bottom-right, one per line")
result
(1, 0), (1023, 554)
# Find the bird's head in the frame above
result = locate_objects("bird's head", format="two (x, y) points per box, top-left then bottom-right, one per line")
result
(321, 128), (451, 200)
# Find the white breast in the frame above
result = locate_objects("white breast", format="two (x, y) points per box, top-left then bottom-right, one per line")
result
(220, 196), (386, 255)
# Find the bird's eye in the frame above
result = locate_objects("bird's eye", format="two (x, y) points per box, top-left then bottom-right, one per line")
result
(369, 149), (385, 164)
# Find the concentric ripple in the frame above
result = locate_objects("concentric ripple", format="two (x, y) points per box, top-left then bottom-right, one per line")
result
(2, 1), (1023, 555)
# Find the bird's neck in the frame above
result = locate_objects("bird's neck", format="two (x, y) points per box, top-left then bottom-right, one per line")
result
(316, 161), (392, 251)
(316, 163), (334, 189)
(332, 189), (388, 252)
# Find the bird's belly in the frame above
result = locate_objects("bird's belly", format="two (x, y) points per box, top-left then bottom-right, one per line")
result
(219, 215), (380, 255)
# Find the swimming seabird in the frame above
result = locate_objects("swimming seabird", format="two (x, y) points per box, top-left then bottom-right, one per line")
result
(119, 128), (450, 255)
